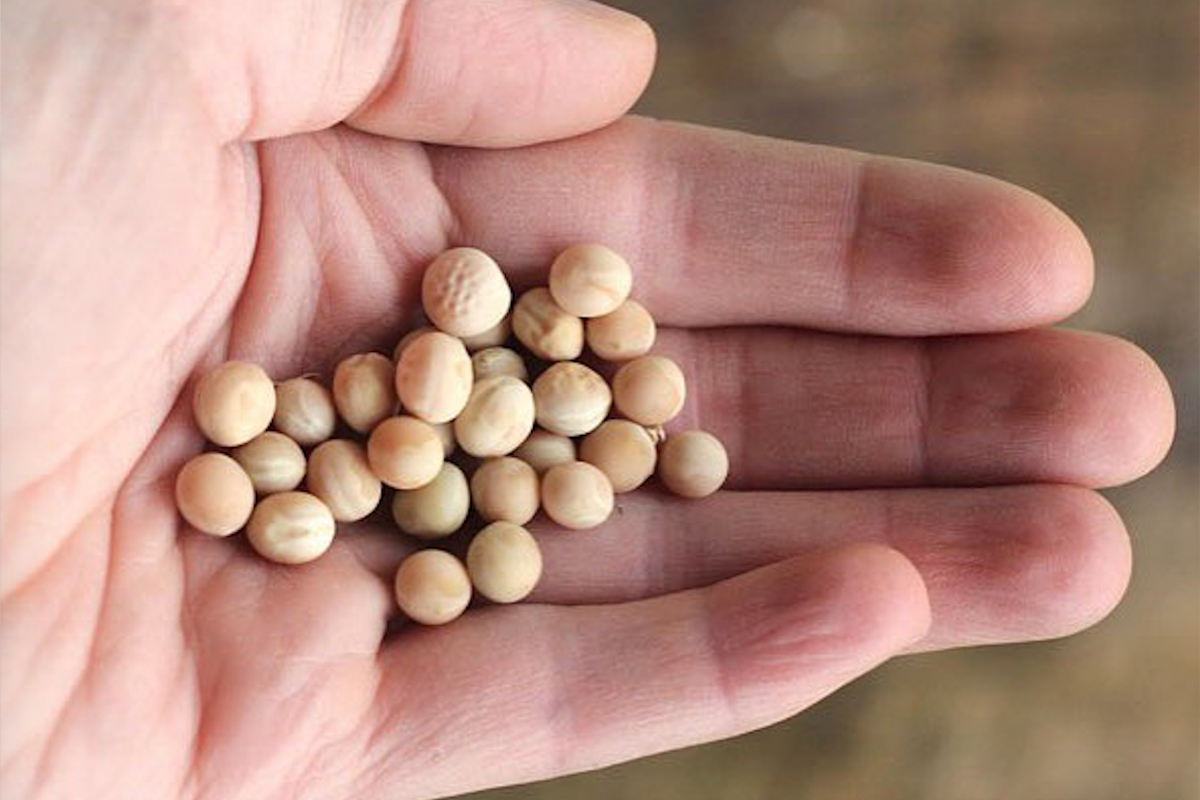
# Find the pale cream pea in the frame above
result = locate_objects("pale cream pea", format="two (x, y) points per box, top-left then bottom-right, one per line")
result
(192, 361), (276, 447)
(422, 248), (512, 338)
(175, 452), (256, 536)
(246, 491), (336, 565)
(658, 430), (728, 499)
(367, 416), (445, 489)
(333, 353), (397, 434)
(394, 550), (472, 625)
(232, 432), (306, 495)
(306, 439), (383, 521)
(579, 420), (657, 493)
(470, 457), (540, 525)
(512, 288), (583, 361)
(467, 522), (543, 604)
(272, 377), (336, 446)
(548, 243), (633, 318)
(531, 361), (611, 437)
(541, 461), (614, 530)
(392, 463), (470, 539)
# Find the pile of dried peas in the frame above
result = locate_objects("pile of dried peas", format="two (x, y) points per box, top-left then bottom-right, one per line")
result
(174, 245), (729, 625)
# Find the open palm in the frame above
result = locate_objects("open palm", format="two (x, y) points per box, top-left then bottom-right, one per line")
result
(0, 2), (1175, 799)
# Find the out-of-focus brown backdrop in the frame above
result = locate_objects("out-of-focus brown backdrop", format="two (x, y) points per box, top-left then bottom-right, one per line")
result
(470, 1), (1200, 798)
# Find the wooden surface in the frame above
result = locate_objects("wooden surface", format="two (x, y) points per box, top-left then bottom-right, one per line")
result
(467, 2), (1199, 798)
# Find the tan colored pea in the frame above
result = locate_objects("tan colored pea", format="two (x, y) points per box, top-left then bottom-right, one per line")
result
(192, 361), (276, 447)
(541, 461), (614, 530)
(579, 420), (657, 493)
(612, 355), (686, 426)
(392, 463), (470, 539)
(586, 299), (656, 362)
(472, 347), (528, 383)
(422, 248), (512, 338)
(333, 353), (397, 434)
(511, 288), (584, 361)
(272, 377), (337, 446)
(467, 522), (543, 604)
(430, 421), (457, 457)
(548, 244), (633, 318)
(658, 430), (728, 499)
(231, 432), (306, 495)
(459, 314), (511, 352)
(532, 361), (611, 437)
(393, 325), (436, 362)
(246, 491), (336, 565)
(394, 550), (472, 625)
(175, 452), (255, 536)
(454, 376), (535, 458)
(513, 429), (577, 475)
(306, 439), (383, 522)
(470, 457), (539, 525)
(395, 331), (473, 424)
(367, 416), (445, 489)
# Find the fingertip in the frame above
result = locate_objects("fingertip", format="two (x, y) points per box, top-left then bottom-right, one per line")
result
(815, 543), (933, 653)
(941, 176), (1095, 328)
(349, 0), (657, 147)
(1064, 333), (1177, 486)
(716, 543), (931, 694)
(855, 159), (1096, 332)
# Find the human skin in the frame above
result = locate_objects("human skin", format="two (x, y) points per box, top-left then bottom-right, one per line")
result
(0, 1), (1176, 799)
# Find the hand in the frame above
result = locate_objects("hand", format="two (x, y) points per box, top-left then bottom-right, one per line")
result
(0, 1), (1174, 798)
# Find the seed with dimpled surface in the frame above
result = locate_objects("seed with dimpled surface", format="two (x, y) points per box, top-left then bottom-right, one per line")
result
(541, 461), (614, 530)
(246, 491), (336, 565)
(192, 361), (276, 447)
(394, 550), (472, 625)
(333, 353), (397, 434)
(422, 248), (511, 338)
(175, 452), (256, 536)
(512, 288), (583, 361)
(232, 432), (306, 495)
(532, 362), (611, 437)
(467, 522), (542, 604)
(549, 244), (632, 318)
(306, 439), (382, 521)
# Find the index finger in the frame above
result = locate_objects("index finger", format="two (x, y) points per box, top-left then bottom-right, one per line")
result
(429, 117), (1093, 334)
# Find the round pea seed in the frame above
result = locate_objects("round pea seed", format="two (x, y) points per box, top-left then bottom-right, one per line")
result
(192, 361), (276, 447)
(658, 430), (728, 499)
(470, 457), (540, 525)
(612, 355), (686, 426)
(392, 462), (470, 539)
(579, 419), (657, 493)
(333, 353), (397, 434)
(541, 461), (614, 530)
(306, 439), (382, 522)
(231, 431), (306, 495)
(394, 550), (472, 625)
(467, 522), (543, 604)
(272, 377), (336, 446)
(367, 416), (445, 490)
(246, 491), (336, 565)
(175, 452), (255, 536)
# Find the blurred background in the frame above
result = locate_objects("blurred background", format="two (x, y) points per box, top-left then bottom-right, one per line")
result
(469, 1), (1199, 798)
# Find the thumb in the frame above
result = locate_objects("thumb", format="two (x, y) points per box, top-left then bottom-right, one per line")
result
(196, 0), (656, 144)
